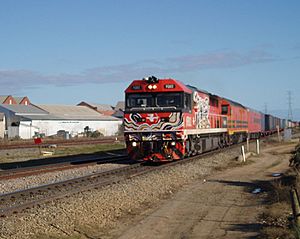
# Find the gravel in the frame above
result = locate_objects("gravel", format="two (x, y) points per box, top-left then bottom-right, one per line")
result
(0, 145), (245, 239)
(0, 163), (128, 195)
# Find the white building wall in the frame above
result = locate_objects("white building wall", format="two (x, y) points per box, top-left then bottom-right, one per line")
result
(19, 121), (38, 139)
(8, 126), (19, 138)
(0, 116), (5, 138)
(30, 119), (122, 138)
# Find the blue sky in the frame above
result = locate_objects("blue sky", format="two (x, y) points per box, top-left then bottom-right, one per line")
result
(0, 1), (299, 119)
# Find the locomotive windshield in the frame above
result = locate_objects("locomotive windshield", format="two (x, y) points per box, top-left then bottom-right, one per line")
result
(126, 92), (183, 109)
(126, 93), (154, 107)
(156, 93), (182, 107)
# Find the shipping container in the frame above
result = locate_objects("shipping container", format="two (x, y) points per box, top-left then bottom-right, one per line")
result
(247, 108), (263, 138)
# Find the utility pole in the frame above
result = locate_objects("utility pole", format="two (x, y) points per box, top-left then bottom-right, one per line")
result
(287, 91), (293, 121)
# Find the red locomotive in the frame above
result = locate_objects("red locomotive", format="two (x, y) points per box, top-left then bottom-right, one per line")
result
(124, 76), (285, 162)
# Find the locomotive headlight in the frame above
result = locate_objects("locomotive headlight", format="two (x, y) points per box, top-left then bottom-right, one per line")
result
(170, 141), (176, 146)
(148, 85), (153, 90)
(152, 85), (157, 89)
(132, 142), (137, 147)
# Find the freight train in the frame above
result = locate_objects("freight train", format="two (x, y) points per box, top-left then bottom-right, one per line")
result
(124, 76), (296, 162)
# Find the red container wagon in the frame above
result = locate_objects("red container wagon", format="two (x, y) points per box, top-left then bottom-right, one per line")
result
(247, 108), (264, 138)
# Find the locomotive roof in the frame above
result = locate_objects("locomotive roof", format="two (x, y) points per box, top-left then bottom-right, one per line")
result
(247, 107), (264, 115)
(186, 85), (210, 94)
(186, 85), (221, 100)
(125, 78), (193, 93)
(222, 97), (246, 108)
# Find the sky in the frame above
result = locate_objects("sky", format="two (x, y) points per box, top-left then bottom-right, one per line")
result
(0, 0), (299, 119)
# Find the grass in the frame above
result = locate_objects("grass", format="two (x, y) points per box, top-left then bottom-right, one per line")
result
(53, 143), (125, 156)
(258, 169), (299, 239)
(258, 143), (300, 238)
(0, 142), (125, 164)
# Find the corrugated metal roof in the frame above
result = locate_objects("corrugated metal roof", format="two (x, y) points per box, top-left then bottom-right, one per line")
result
(77, 102), (114, 111)
(0, 96), (9, 103)
(14, 97), (25, 104)
(0, 104), (121, 121)
(91, 103), (113, 111)
(36, 105), (120, 121)
(115, 101), (125, 111)
(0, 104), (48, 115)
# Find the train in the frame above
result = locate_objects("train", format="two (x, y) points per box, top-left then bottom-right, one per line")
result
(124, 76), (298, 162)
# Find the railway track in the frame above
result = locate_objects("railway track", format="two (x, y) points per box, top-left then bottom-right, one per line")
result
(0, 154), (130, 180)
(0, 162), (145, 217)
(0, 142), (248, 218)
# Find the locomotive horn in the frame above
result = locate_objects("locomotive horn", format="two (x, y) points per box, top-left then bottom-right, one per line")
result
(143, 76), (159, 83)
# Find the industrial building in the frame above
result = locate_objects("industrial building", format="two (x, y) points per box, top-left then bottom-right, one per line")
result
(0, 104), (122, 139)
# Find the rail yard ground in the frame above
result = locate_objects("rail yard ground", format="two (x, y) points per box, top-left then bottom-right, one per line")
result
(0, 141), (125, 164)
(0, 132), (300, 238)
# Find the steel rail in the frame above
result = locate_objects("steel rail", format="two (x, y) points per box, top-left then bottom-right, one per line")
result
(0, 155), (129, 180)
(0, 137), (269, 218)
(0, 162), (144, 217)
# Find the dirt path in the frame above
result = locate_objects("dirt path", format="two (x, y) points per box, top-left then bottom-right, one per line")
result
(105, 142), (297, 239)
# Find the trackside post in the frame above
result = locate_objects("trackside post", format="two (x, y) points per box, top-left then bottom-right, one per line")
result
(241, 145), (246, 162)
(256, 139), (260, 155)
(277, 125), (280, 142)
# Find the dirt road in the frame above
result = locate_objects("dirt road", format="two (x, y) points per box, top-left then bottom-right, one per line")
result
(106, 142), (297, 239)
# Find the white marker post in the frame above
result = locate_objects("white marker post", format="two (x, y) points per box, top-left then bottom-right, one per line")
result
(256, 139), (260, 155)
(277, 125), (280, 142)
(241, 145), (246, 162)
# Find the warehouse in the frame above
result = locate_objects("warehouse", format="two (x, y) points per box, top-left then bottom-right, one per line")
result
(0, 104), (122, 139)
(0, 104), (48, 139)
(34, 105), (122, 137)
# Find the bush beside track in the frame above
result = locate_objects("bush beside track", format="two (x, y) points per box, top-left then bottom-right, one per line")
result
(258, 142), (300, 239)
